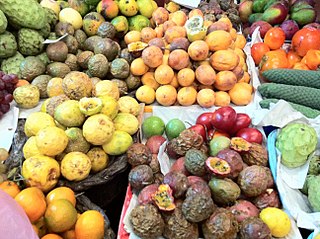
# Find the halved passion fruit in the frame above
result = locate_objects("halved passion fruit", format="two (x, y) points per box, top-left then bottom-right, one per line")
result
(128, 41), (149, 57)
(187, 27), (207, 42)
(206, 157), (231, 177)
(79, 97), (103, 116)
(185, 16), (204, 33)
(152, 184), (176, 211)
(230, 137), (252, 152)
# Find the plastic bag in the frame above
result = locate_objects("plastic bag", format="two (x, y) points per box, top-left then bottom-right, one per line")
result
(0, 190), (39, 239)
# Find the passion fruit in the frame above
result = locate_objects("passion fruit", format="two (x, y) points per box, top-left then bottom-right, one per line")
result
(230, 137), (252, 152)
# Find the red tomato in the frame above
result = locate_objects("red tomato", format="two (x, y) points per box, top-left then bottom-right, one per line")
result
(236, 127), (263, 144)
(230, 113), (252, 136)
(251, 42), (270, 66)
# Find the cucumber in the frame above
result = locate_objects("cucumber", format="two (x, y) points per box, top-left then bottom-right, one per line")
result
(262, 69), (320, 89)
(259, 99), (320, 119)
(258, 83), (320, 110)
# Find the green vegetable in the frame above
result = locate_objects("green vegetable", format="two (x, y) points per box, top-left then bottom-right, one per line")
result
(258, 83), (320, 110)
(262, 69), (320, 89)
(259, 99), (320, 119)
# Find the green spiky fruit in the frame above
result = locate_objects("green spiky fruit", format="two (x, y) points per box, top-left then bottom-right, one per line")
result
(0, 0), (46, 29)
(18, 28), (44, 56)
(0, 51), (24, 77)
(0, 31), (17, 58)
(0, 10), (7, 34)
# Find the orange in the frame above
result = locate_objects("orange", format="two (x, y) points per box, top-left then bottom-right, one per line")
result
(205, 30), (232, 51)
(45, 199), (77, 233)
(41, 234), (63, 239)
(196, 89), (215, 108)
(154, 65), (174, 84)
(234, 34), (246, 49)
(188, 40), (209, 61)
(0, 181), (20, 198)
(228, 82), (253, 106)
(169, 10), (187, 26)
(195, 64), (216, 86)
(124, 30), (141, 44)
(214, 91), (231, 107)
(135, 85), (156, 104)
(130, 58), (149, 76)
(140, 27), (157, 43)
(61, 229), (76, 239)
(15, 187), (46, 223)
(264, 27), (286, 50)
(210, 49), (240, 71)
(214, 71), (237, 91)
(141, 72), (160, 90)
(177, 68), (195, 86)
(15, 79), (30, 88)
(75, 210), (104, 239)
(155, 85), (177, 106)
(46, 186), (76, 207)
(177, 86), (197, 106)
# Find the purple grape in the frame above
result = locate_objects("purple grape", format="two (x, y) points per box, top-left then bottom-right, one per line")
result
(2, 74), (12, 83)
(4, 94), (13, 104)
(0, 104), (10, 113)
(8, 74), (19, 84)
(0, 80), (4, 90)
(4, 83), (14, 93)
(0, 91), (4, 102)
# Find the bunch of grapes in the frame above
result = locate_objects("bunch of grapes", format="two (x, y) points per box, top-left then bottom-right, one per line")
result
(0, 71), (18, 119)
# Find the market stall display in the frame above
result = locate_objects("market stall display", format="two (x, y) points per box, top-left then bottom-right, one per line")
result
(0, 0), (319, 238)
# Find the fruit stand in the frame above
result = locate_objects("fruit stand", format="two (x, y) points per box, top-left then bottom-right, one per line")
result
(0, 0), (320, 239)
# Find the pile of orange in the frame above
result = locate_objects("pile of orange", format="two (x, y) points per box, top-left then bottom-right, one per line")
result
(251, 27), (320, 73)
(125, 7), (253, 107)
(0, 182), (105, 239)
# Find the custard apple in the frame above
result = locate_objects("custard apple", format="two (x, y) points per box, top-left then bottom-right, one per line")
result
(0, 0), (46, 29)
(0, 31), (17, 58)
(18, 28), (44, 56)
(43, 8), (58, 30)
(0, 10), (7, 34)
(0, 51), (24, 77)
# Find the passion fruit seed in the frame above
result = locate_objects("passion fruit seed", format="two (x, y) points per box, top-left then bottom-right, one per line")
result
(152, 184), (176, 211)
(206, 157), (231, 175)
(230, 137), (252, 152)
(79, 97), (103, 116)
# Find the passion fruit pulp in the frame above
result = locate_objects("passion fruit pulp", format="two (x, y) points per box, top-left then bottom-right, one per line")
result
(152, 184), (176, 211)
(206, 156), (231, 177)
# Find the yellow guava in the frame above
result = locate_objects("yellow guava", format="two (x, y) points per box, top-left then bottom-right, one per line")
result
(21, 155), (60, 192)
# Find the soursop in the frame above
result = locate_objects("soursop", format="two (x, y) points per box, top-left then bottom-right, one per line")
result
(0, 51), (24, 77)
(0, 10), (7, 34)
(38, 23), (51, 38)
(43, 8), (58, 30)
(0, 0), (46, 29)
(18, 28), (44, 56)
(0, 31), (17, 58)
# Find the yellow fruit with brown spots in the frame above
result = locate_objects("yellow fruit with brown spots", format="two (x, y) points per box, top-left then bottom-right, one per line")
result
(61, 152), (91, 181)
